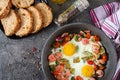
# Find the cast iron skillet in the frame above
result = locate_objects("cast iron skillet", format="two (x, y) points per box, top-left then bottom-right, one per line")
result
(41, 23), (117, 80)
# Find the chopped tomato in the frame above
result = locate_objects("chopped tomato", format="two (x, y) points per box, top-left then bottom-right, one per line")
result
(53, 65), (64, 75)
(48, 54), (56, 62)
(55, 74), (64, 80)
(65, 36), (70, 41)
(93, 64), (98, 71)
(54, 65), (69, 80)
(82, 38), (89, 45)
(86, 32), (91, 39)
(53, 70), (59, 75)
(99, 66), (105, 70)
(62, 41), (67, 46)
(53, 41), (61, 48)
(93, 35), (100, 42)
(102, 55), (107, 61)
(60, 63), (64, 66)
(56, 65), (64, 73)
(76, 76), (83, 80)
(87, 60), (94, 65)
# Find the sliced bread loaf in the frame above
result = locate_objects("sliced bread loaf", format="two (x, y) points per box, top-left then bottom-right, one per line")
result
(35, 2), (53, 28)
(27, 6), (43, 34)
(0, 0), (11, 19)
(15, 8), (33, 37)
(12, 0), (34, 8)
(1, 9), (20, 36)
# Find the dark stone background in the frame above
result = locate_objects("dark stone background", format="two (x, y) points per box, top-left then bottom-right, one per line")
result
(0, 0), (120, 80)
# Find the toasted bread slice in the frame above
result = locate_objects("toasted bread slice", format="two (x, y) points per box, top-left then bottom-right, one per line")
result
(1, 9), (20, 36)
(12, 0), (34, 8)
(0, 0), (11, 19)
(15, 8), (33, 37)
(27, 6), (43, 33)
(35, 2), (53, 28)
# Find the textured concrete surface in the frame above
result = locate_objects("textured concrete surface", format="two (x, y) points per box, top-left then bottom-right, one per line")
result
(0, 0), (120, 80)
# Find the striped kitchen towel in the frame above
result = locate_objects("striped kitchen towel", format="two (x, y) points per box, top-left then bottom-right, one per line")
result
(90, 2), (120, 80)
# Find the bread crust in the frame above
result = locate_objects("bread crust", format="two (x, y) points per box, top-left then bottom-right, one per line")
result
(1, 9), (20, 36)
(35, 2), (53, 28)
(0, 0), (11, 19)
(15, 8), (33, 37)
(27, 6), (43, 33)
(12, 0), (34, 8)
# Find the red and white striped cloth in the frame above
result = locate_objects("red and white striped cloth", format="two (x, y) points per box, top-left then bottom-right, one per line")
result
(90, 2), (120, 80)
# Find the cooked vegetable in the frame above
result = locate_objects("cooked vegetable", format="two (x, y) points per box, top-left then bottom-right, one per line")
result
(73, 57), (80, 63)
(56, 36), (63, 41)
(99, 65), (105, 70)
(76, 76), (83, 80)
(50, 64), (56, 71)
(93, 64), (98, 71)
(71, 76), (75, 80)
(79, 30), (86, 37)
(56, 61), (60, 65)
(60, 58), (71, 69)
(83, 51), (92, 56)
(65, 35), (71, 41)
(87, 60), (94, 65)
(75, 35), (81, 41)
(75, 46), (79, 53)
(91, 37), (95, 42)
(70, 68), (75, 74)
(93, 35), (100, 42)
(86, 32), (91, 39)
(81, 55), (94, 61)
(82, 38), (89, 45)
(53, 41), (61, 48)
(82, 51), (95, 60)
(99, 46), (105, 54)
(62, 41), (67, 46)
(69, 34), (74, 39)
(102, 54), (107, 61)
(61, 32), (69, 37)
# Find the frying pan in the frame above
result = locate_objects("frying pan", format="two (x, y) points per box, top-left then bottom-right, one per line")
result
(41, 23), (117, 80)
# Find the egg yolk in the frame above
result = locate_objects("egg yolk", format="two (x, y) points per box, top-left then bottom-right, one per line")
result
(82, 65), (94, 77)
(63, 43), (76, 56)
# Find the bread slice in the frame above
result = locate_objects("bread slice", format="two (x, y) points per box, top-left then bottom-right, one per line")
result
(35, 2), (53, 28)
(27, 6), (43, 34)
(12, 0), (34, 8)
(15, 8), (33, 37)
(1, 9), (20, 36)
(0, 0), (11, 19)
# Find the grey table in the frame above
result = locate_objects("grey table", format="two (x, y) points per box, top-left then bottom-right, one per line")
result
(0, 0), (120, 80)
